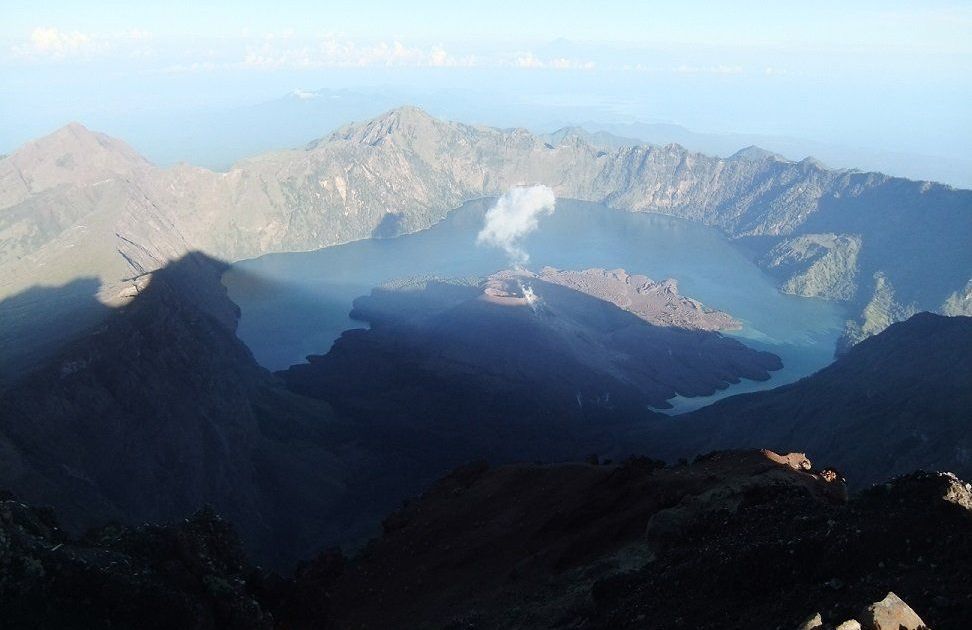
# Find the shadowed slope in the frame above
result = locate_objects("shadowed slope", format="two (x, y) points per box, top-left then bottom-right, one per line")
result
(0, 253), (368, 568)
(316, 451), (971, 629)
(649, 312), (972, 486)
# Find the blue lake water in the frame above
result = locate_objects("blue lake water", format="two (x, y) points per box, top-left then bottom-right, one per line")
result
(223, 199), (847, 414)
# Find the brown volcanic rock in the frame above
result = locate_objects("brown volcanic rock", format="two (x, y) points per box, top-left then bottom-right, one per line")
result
(862, 592), (929, 630)
(533, 266), (740, 331)
(322, 450), (845, 629)
(798, 591), (932, 630)
(297, 453), (972, 630)
(0, 450), (967, 629)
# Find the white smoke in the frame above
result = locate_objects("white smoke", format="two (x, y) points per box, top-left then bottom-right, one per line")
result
(476, 185), (556, 267)
(519, 280), (541, 312)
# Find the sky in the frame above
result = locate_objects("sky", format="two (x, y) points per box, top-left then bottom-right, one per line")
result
(1, 1), (970, 180)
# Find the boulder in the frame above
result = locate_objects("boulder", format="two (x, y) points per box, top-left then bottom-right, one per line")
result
(797, 612), (825, 630)
(861, 592), (928, 630)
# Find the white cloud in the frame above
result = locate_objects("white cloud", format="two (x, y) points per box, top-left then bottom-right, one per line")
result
(121, 28), (153, 41)
(161, 61), (219, 74)
(513, 52), (595, 70)
(238, 36), (477, 70)
(673, 64), (744, 75)
(513, 52), (544, 69)
(233, 38), (590, 71)
(11, 27), (107, 59)
(9, 26), (157, 61)
(291, 88), (317, 100)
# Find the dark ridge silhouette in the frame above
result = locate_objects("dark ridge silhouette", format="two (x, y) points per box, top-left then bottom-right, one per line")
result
(0, 253), (371, 568)
(0, 255), (780, 568)
(642, 312), (972, 486)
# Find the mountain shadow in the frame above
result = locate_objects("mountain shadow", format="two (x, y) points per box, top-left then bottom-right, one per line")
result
(371, 211), (405, 239)
(278, 272), (781, 465)
(0, 252), (378, 569)
(0, 276), (108, 386)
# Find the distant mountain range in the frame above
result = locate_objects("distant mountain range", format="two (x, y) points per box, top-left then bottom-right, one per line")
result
(2, 106), (970, 381)
(18, 87), (968, 189)
(581, 118), (972, 190)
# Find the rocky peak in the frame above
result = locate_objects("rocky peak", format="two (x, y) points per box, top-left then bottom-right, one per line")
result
(323, 105), (449, 148)
(799, 155), (830, 171)
(730, 144), (784, 162)
(0, 122), (150, 208)
(21, 122), (146, 169)
(541, 126), (641, 151)
(869, 469), (972, 513)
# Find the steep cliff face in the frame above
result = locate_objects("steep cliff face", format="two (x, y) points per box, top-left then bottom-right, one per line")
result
(762, 233), (862, 301)
(942, 279), (972, 316)
(0, 122), (187, 288)
(2, 107), (969, 359)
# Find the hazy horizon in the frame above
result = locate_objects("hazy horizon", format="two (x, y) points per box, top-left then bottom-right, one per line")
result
(3, 1), (971, 186)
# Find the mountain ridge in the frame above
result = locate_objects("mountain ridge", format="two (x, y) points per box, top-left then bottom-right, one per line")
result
(1, 106), (970, 375)
(645, 312), (972, 485)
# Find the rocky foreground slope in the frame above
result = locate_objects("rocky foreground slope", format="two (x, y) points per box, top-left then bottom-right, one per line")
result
(2, 450), (968, 629)
(320, 450), (972, 629)
(2, 107), (969, 375)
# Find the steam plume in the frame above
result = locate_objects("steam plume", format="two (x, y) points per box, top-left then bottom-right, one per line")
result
(476, 185), (556, 267)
